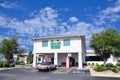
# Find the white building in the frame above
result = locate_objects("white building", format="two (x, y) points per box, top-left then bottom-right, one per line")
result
(13, 53), (28, 64)
(86, 50), (118, 65)
(32, 35), (86, 69)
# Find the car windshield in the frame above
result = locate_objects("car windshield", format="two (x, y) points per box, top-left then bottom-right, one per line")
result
(41, 62), (51, 65)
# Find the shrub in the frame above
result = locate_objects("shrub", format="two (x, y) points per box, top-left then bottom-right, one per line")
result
(3, 63), (9, 67)
(19, 61), (25, 65)
(101, 64), (104, 67)
(116, 62), (120, 67)
(106, 63), (113, 67)
(0, 62), (15, 67)
(15, 61), (25, 65)
(93, 65), (105, 72)
(0, 63), (3, 68)
(15, 61), (20, 65)
(96, 63), (99, 66)
(26, 62), (30, 64)
(113, 65), (117, 68)
(93, 66), (97, 71)
(9, 63), (15, 67)
(91, 63), (94, 66)
(88, 63), (91, 66)
(19, 62), (25, 65)
(106, 66), (112, 70)
(111, 68), (119, 73)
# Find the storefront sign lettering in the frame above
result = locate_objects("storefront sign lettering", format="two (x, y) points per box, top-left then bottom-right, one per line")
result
(50, 42), (61, 49)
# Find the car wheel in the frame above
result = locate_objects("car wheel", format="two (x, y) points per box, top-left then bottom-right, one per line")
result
(54, 67), (57, 70)
(47, 68), (51, 71)
(38, 69), (41, 71)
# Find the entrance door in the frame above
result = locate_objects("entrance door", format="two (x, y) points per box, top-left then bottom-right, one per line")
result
(69, 57), (75, 66)
(51, 57), (54, 64)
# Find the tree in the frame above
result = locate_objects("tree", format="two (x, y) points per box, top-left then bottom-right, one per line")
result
(0, 37), (19, 62)
(27, 51), (33, 64)
(90, 29), (120, 66)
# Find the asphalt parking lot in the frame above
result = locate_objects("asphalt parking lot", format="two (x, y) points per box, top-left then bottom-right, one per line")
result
(0, 68), (119, 80)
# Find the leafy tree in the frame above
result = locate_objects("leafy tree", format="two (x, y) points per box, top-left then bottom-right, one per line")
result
(0, 37), (19, 62)
(27, 51), (33, 64)
(90, 29), (120, 66)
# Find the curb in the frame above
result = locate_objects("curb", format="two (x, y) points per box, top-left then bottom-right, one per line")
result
(0, 66), (32, 71)
(89, 67), (120, 78)
(0, 67), (17, 70)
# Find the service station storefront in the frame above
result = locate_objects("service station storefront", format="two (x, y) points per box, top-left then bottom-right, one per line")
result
(32, 35), (85, 69)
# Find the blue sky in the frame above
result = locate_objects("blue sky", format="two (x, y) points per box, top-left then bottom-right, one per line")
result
(0, 0), (120, 51)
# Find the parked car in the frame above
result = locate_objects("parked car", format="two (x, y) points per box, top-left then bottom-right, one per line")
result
(36, 62), (57, 71)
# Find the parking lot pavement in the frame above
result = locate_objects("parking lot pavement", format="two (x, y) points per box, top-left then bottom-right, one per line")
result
(0, 68), (120, 80)
(53, 68), (72, 74)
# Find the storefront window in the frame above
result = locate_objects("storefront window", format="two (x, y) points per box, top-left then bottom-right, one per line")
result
(42, 40), (48, 47)
(38, 58), (41, 61)
(85, 56), (103, 61)
(63, 39), (70, 46)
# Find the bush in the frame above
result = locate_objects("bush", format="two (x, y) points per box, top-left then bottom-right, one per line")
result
(0, 62), (16, 67)
(101, 64), (104, 67)
(91, 63), (94, 66)
(3, 63), (9, 67)
(93, 65), (105, 72)
(106, 63), (113, 67)
(9, 63), (15, 67)
(117, 62), (120, 67)
(15, 61), (25, 65)
(0, 63), (3, 68)
(15, 61), (21, 65)
(88, 63), (91, 66)
(26, 62), (30, 64)
(111, 68), (119, 73)
(106, 66), (112, 70)
(96, 63), (99, 66)
(19, 62), (25, 65)
(113, 65), (117, 68)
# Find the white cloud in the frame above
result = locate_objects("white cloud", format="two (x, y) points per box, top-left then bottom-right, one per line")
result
(19, 38), (32, 46)
(0, 35), (9, 42)
(95, 0), (120, 25)
(69, 17), (78, 22)
(0, 0), (119, 51)
(0, 7), (59, 37)
(24, 7), (58, 29)
(68, 22), (91, 34)
(0, 6), (105, 50)
(62, 21), (104, 38)
(0, 1), (19, 9)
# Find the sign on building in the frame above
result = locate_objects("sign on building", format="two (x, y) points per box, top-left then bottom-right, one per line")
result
(50, 42), (61, 49)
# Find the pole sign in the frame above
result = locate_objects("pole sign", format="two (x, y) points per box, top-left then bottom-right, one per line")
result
(50, 42), (61, 49)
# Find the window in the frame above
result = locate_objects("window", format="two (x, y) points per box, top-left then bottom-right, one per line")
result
(57, 40), (59, 41)
(38, 58), (41, 61)
(42, 40), (48, 47)
(85, 56), (103, 61)
(63, 39), (70, 46)
(41, 62), (52, 65)
(51, 40), (54, 42)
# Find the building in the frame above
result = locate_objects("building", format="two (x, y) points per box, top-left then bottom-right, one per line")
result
(14, 53), (28, 64)
(32, 35), (86, 69)
(86, 50), (118, 65)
